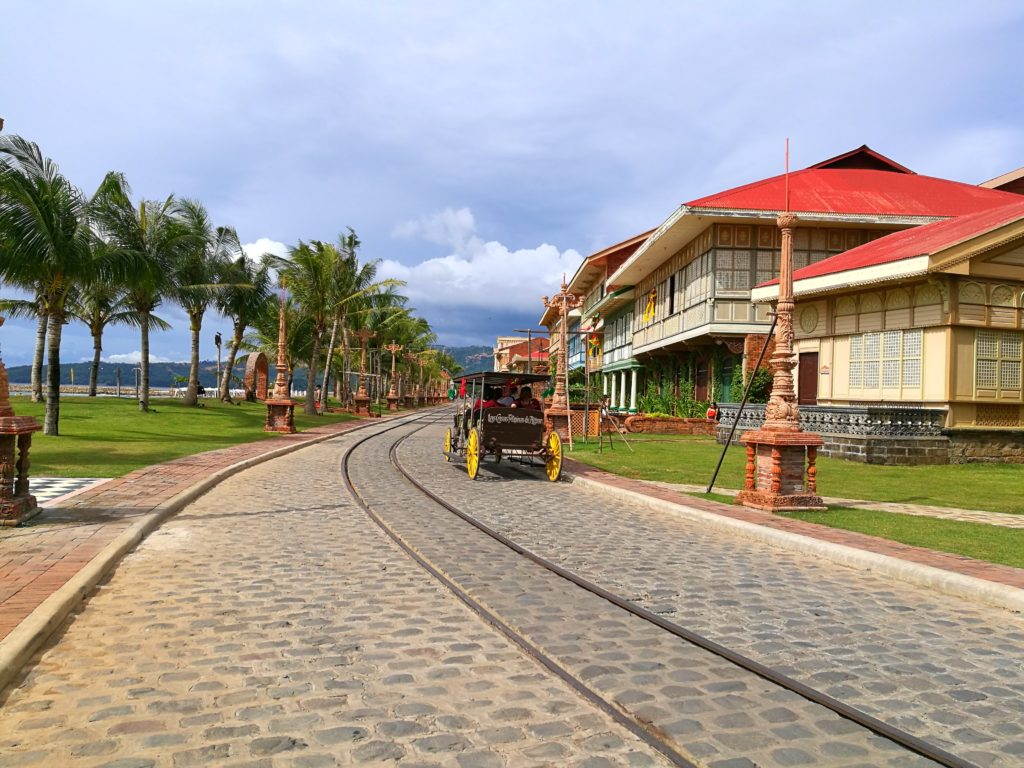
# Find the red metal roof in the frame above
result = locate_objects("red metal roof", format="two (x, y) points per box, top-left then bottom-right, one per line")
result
(761, 199), (1024, 286)
(686, 167), (1021, 218)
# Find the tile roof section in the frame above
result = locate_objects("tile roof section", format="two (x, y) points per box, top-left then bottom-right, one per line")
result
(759, 199), (1024, 287)
(685, 169), (1020, 218)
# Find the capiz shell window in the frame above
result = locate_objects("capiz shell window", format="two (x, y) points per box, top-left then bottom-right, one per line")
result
(848, 329), (922, 391)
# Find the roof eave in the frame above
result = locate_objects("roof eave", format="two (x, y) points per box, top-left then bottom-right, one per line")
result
(750, 255), (931, 302)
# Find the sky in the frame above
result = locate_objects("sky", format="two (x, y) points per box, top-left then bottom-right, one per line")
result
(2, 1), (1023, 366)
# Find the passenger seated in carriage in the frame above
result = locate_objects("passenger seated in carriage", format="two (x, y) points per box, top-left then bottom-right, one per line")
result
(511, 386), (542, 412)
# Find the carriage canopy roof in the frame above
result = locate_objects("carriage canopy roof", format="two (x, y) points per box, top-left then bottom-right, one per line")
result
(456, 371), (549, 386)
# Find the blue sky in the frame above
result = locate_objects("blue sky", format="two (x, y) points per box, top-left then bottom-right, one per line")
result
(2, 1), (1023, 365)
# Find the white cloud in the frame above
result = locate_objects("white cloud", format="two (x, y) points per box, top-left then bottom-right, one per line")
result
(102, 352), (180, 364)
(242, 237), (289, 260)
(382, 207), (583, 314)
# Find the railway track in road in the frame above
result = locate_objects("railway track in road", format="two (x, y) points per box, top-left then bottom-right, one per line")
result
(341, 411), (978, 768)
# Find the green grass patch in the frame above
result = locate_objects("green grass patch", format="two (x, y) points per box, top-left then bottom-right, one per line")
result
(568, 433), (1024, 515)
(13, 396), (359, 478)
(782, 507), (1024, 569)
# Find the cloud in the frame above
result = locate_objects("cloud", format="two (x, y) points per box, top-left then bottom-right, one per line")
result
(102, 352), (180, 364)
(242, 238), (288, 260)
(381, 208), (583, 315)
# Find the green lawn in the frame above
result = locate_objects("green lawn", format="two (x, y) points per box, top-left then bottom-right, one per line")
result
(568, 433), (1024, 515)
(13, 396), (359, 477)
(783, 507), (1024, 570)
(570, 434), (1024, 568)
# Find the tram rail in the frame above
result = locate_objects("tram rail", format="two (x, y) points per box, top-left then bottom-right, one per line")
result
(339, 410), (976, 768)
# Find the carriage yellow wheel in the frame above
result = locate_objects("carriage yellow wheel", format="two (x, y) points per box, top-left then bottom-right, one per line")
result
(466, 428), (480, 480)
(545, 430), (562, 482)
(444, 428), (452, 461)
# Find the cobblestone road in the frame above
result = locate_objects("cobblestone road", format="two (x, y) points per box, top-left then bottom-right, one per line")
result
(0, 417), (670, 767)
(354, 417), (941, 768)
(399, 418), (1024, 768)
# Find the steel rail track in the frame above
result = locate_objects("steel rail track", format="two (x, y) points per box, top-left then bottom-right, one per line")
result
(339, 410), (699, 768)
(384, 418), (977, 768)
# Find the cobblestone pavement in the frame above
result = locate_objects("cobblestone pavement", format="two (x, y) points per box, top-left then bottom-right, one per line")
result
(357, 419), (939, 767)
(399, 421), (1024, 768)
(0, 417), (672, 767)
(647, 482), (1024, 529)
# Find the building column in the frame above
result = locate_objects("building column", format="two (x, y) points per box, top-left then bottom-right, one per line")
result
(602, 374), (608, 396)
(610, 373), (617, 411)
(618, 371), (627, 411)
(629, 368), (639, 413)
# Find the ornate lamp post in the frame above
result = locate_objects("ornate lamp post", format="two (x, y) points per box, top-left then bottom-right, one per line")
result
(384, 341), (403, 411)
(403, 352), (418, 409)
(264, 280), (296, 433)
(0, 317), (43, 525)
(542, 277), (584, 443)
(736, 213), (825, 511)
(353, 329), (374, 416)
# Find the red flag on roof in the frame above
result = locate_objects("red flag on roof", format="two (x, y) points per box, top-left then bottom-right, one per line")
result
(458, 378), (466, 397)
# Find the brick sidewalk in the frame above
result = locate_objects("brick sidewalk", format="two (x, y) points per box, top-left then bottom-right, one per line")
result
(565, 458), (1024, 590)
(0, 418), (375, 642)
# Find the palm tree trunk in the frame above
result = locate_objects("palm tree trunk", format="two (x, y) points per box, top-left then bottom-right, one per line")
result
(321, 315), (340, 410)
(220, 322), (244, 401)
(305, 334), (322, 415)
(184, 312), (201, 406)
(89, 327), (102, 397)
(139, 315), (150, 412)
(43, 313), (64, 436)
(31, 312), (47, 402)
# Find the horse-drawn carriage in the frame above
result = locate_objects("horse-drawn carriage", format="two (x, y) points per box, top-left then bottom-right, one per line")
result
(443, 371), (562, 481)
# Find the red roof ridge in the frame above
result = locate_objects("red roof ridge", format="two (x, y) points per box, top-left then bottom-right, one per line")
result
(808, 144), (915, 174)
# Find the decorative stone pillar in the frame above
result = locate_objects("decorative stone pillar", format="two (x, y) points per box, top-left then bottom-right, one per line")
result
(384, 342), (403, 411)
(541, 279), (584, 441)
(609, 374), (618, 413)
(629, 368), (639, 413)
(265, 282), (296, 433)
(353, 329), (373, 416)
(737, 213), (825, 512)
(618, 371), (627, 411)
(0, 318), (43, 526)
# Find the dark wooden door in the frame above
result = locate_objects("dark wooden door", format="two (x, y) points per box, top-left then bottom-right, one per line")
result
(798, 352), (819, 405)
(695, 357), (709, 401)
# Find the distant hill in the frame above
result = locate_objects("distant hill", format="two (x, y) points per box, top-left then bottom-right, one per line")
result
(433, 345), (493, 373)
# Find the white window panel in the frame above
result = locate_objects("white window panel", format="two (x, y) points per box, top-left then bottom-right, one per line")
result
(902, 358), (921, 387)
(1001, 360), (1021, 389)
(976, 359), (998, 388)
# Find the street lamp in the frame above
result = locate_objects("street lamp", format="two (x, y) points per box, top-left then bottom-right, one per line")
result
(214, 331), (222, 395)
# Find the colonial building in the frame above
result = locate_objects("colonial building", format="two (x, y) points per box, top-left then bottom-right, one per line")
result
(564, 230), (653, 413)
(605, 146), (1020, 405)
(493, 336), (549, 374)
(747, 199), (1024, 463)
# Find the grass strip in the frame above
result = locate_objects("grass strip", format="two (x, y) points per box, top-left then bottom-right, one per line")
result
(14, 396), (359, 477)
(781, 507), (1024, 570)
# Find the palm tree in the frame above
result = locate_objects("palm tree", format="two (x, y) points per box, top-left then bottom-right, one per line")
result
(215, 254), (272, 401)
(170, 200), (239, 406)
(67, 282), (168, 396)
(0, 136), (98, 435)
(92, 173), (192, 412)
(319, 229), (405, 408)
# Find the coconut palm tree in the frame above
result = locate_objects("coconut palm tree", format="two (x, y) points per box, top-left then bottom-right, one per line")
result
(319, 229), (405, 408)
(215, 254), (272, 401)
(0, 136), (100, 434)
(92, 173), (193, 412)
(67, 281), (169, 396)
(169, 200), (240, 406)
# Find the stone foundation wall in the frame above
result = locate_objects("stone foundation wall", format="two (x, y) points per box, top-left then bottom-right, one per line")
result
(948, 430), (1024, 464)
(817, 435), (950, 465)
